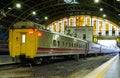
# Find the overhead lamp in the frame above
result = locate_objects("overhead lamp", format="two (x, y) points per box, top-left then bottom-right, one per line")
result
(94, 0), (99, 3)
(100, 8), (103, 11)
(8, 7), (12, 10)
(116, 0), (120, 1)
(44, 16), (48, 20)
(103, 14), (106, 17)
(16, 3), (21, 8)
(32, 11), (36, 15)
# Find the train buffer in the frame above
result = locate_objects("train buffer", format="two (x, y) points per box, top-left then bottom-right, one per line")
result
(83, 54), (119, 78)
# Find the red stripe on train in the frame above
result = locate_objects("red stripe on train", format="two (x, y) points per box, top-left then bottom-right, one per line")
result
(37, 48), (85, 53)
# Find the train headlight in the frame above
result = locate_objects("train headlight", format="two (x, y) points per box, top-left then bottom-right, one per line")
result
(38, 32), (42, 37)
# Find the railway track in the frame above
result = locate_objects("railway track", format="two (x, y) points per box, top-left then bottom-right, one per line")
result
(0, 55), (113, 78)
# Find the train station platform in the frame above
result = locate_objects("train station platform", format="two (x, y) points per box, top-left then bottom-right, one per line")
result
(83, 54), (119, 78)
(0, 55), (13, 65)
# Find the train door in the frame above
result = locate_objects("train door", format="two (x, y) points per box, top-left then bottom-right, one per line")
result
(9, 29), (38, 58)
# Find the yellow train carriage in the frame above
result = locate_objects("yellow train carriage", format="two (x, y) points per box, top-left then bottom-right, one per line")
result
(9, 21), (38, 58)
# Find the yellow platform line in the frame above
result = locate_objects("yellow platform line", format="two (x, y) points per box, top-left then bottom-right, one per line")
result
(83, 55), (118, 78)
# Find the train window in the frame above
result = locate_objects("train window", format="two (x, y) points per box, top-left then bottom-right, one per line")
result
(53, 40), (56, 46)
(73, 43), (75, 47)
(58, 41), (60, 47)
(75, 43), (77, 47)
(74, 43), (76, 47)
(79, 44), (81, 48)
(72, 43), (73, 47)
(66, 42), (68, 47)
(76, 44), (78, 48)
(69, 43), (71, 47)
(22, 34), (26, 43)
(77, 44), (79, 48)
(62, 41), (64, 47)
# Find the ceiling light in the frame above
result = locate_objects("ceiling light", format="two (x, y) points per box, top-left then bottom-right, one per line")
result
(32, 11), (36, 15)
(94, 0), (99, 3)
(44, 16), (48, 20)
(100, 8), (103, 11)
(8, 7), (12, 10)
(103, 14), (106, 17)
(116, 0), (120, 1)
(16, 3), (21, 8)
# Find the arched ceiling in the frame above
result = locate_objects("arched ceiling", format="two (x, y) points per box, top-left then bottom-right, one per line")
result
(0, 0), (120, 29)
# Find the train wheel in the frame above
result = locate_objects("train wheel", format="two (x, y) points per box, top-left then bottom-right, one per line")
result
(33, 58), (42, 65)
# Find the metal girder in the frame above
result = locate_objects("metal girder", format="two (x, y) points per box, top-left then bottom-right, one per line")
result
(0, 0), (120, 29)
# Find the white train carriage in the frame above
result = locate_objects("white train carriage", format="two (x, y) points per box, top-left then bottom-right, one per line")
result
(36, 31), (88, 57)
(9, 21), (88, 61)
